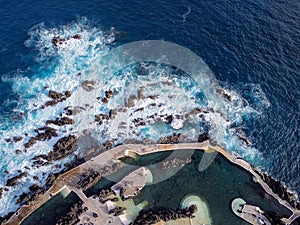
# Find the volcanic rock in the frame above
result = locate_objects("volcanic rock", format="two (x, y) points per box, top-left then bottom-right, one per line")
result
(48, 135), (77, 161)
(52, 36), (66, 46)
(36, 127), (58, 140)
(102, 97), (108, 103)
(65, 91), (71, 98)
(13, 136), (23, 142)
(105, 90), (114, 98)
(77, 162), (124, 190)
(25, 127), (58, 149)
(29, 184), (39, 192)
(158, 133), (182, 144)
(95, 113), (110, 125)
(46, 117), (75, 126)
(198, 133), (209, 142)
(24, 187), (45, 205)
(46, 173), (56, 187)
(15, 192), (27, 204)
(101, 141), (113, 150)
(92, 212), (98, 218)
(72, 34), (82, 40)
(15, 149), (22, 154)
(165, 115), (173, 123)
(148, 94), (159, 100)
(98, 189), (116, 203)
(6, 172), (27, 186)
(48, 90), (63, 99)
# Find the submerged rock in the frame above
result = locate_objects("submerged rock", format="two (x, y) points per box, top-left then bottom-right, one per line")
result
(216, 88), (233, 102)
(127, 94), (137, 107)
(56, 202), (83, 225)
(81, 80), (96, 91)
(15, 149), (22, 154)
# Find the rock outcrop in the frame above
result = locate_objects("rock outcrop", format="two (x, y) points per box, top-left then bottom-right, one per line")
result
(133, 205), (197, 225)
(32, 135), (77, 167)
(46, 117), (75, 126)
(158, 133), (184, 144)
(24, 127), (58, 149)
(52, 34), (82, 47)
(6, 172), (27, 186)
(42, 90), (71, 109)
(50, 135), (77, 161)
(76, 161), (124, 190)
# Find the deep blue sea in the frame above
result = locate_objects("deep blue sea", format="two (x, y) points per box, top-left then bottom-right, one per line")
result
(0, 0), (299, 217)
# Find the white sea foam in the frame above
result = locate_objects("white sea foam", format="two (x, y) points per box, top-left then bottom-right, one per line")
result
(0, 18), (268, 216)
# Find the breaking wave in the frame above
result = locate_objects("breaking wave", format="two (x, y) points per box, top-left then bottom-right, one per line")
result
(0, 18), (270, 216)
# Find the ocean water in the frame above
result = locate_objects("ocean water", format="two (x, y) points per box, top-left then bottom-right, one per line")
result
(0, 0), (299, 218)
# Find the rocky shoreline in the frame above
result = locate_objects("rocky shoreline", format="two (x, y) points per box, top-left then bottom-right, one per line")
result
(0, 84), (251, 218)
(1, 86), (299, 224)
(1, 135), (300, 224)
(254, 169), (300, 210)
